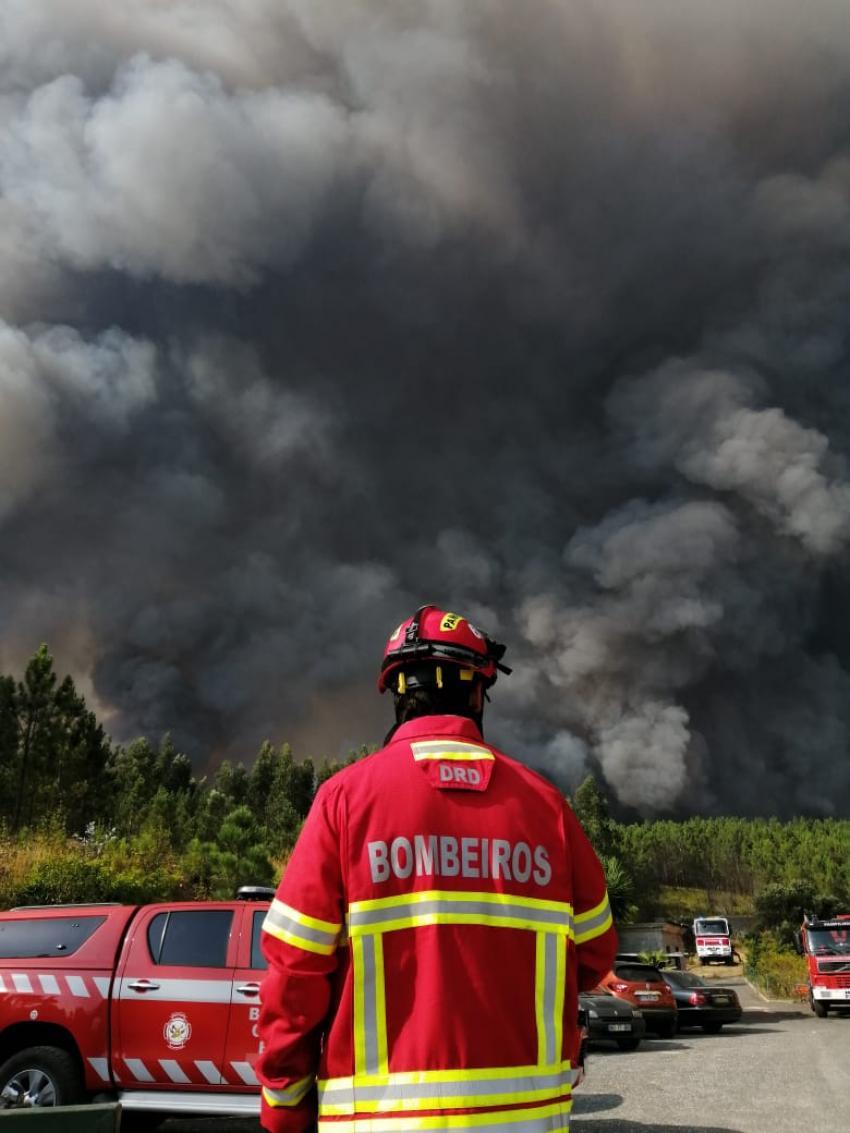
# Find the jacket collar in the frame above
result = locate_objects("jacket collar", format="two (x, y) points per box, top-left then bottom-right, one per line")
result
(390, 715), (484, 744)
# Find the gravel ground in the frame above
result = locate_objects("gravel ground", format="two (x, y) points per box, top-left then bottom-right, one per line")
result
(573, 978), (850, 1132)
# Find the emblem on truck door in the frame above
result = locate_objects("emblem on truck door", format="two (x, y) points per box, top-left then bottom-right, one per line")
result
(163, 1011), (192, 1049)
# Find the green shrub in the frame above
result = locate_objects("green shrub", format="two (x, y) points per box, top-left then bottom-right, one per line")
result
(745, 931), (807, 998)
(14, 857), (113, 905)
(11, 853), (182, 907)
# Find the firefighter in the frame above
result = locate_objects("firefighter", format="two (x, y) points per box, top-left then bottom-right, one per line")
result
(257, 605), (617, 1133)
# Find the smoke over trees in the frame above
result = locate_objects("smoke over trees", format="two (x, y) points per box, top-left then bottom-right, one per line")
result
(3, 1), (850, 815)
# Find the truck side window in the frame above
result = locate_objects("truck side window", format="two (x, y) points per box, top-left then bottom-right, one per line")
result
(146, 910), (234, 968)
(251, 910), (268, 971)
(0, 916), (106, 959)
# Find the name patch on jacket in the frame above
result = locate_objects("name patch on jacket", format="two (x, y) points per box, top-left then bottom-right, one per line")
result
(410, 740), (494, 792)
(367, 835), (552, 885)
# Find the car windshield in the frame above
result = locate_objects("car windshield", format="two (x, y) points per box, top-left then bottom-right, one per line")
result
(694, 919), (729, 935)
(663, 970), (703, 988)
(807, 928), (850, 955)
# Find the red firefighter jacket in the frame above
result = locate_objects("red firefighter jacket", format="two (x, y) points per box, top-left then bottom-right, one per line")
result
(257, 715), (617, 1133)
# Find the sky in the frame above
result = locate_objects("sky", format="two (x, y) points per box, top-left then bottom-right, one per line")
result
(3, 0), (850, 816)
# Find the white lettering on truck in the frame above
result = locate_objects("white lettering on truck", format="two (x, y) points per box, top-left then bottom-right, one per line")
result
(367, 836), (554, 886)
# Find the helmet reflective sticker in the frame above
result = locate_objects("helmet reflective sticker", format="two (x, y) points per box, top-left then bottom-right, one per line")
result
(377, 605), (510, 693)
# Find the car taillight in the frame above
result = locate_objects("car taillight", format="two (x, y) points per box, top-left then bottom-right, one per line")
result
(696, 938), (705, 946)
(688, 992), (708, 1006)
(611, 981), (630, 993)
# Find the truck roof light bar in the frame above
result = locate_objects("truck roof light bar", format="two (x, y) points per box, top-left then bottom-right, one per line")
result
(236, 886), (276, 901)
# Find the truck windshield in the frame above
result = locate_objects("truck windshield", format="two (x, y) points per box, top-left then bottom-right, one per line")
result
(694, 919), (729, 935)
(806, 928), (850, 955)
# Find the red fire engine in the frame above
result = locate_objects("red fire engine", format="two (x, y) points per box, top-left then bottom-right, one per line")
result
(796, 913), (850, 1017)
(0, 887), (275, 1115)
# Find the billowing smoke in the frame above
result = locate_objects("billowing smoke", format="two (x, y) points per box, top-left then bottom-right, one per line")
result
(3, 0), (850, 817)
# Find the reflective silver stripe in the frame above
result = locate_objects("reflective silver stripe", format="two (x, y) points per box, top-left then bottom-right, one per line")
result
(38, 974), (60, 995)
(117, 977), (231, 1003)
(67, 975), (90, 997)
(263, 904), (340, 949)
(349, 898), (572, 934)
(94, 976), (111, 997)
(87, 1058), (110, 1082)
(231, 1061), (259, 1086)
(319, 1067), (572, 1106)
(195, 1061), (223, 1085)
(160, 1060), (190, 1084)
(124, 1059), (154, 1083)
(12, 973), (33, 993)
(541, 934), (558, 1065)
(361, 935), (381, 1076)
(574, 894), (612, 942)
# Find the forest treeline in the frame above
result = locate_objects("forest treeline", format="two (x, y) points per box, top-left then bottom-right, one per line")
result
(1, 647), (849, 930)
(0, 646), (357, 904)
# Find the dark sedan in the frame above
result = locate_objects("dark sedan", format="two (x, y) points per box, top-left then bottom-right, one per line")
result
(660, 969), (743, 1032)
(580, 989), (647, 1051)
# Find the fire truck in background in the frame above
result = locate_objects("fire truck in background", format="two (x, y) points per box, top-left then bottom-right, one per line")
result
(692, 916), (734, 965)
(795, 913), (850, 1017)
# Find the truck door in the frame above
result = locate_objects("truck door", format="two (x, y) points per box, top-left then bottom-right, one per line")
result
(223, 904), (270, 1089)
(114, 905), (237, 1089)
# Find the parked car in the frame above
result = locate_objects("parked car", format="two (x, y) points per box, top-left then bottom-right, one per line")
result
(660, 969), (742, 1032)
(580, 988), (646, 1051)
(598, 961), (678, 1037)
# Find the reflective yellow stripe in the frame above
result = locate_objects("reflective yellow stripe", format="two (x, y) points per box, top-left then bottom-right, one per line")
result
(535, 933), (547, 1064)
(353, 936), (368, 1075)
(348, 891), (573, 938)
(263, 898), (341, 955)
(411, 740), (495, 762)
(352, 890), (570, 915)
(373, 933), (389, 1075)
(270, 898), (341, 934)
(263, 922), (339, 955)
(262, 1076), (313, 1107)
(317, 1099), (571, 1131)
(319, 1062), (571, 1086)
(574, 892), (613, 944)
(553, 930), (566, 1062)
(318, 1064), (572, 1115)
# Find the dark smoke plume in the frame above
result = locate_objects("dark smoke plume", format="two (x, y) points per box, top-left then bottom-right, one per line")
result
(3, 0), (850, 816)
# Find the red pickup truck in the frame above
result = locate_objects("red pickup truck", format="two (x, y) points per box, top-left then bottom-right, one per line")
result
(0, 888), (274, 1117)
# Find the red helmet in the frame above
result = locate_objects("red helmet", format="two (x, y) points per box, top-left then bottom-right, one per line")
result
(378, 605), (510, 694)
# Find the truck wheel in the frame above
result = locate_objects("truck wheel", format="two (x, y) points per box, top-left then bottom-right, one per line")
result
(812, 998), (829, 1018)
(699, 958), (707, 966)
(0, 1046), (83, 1109)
